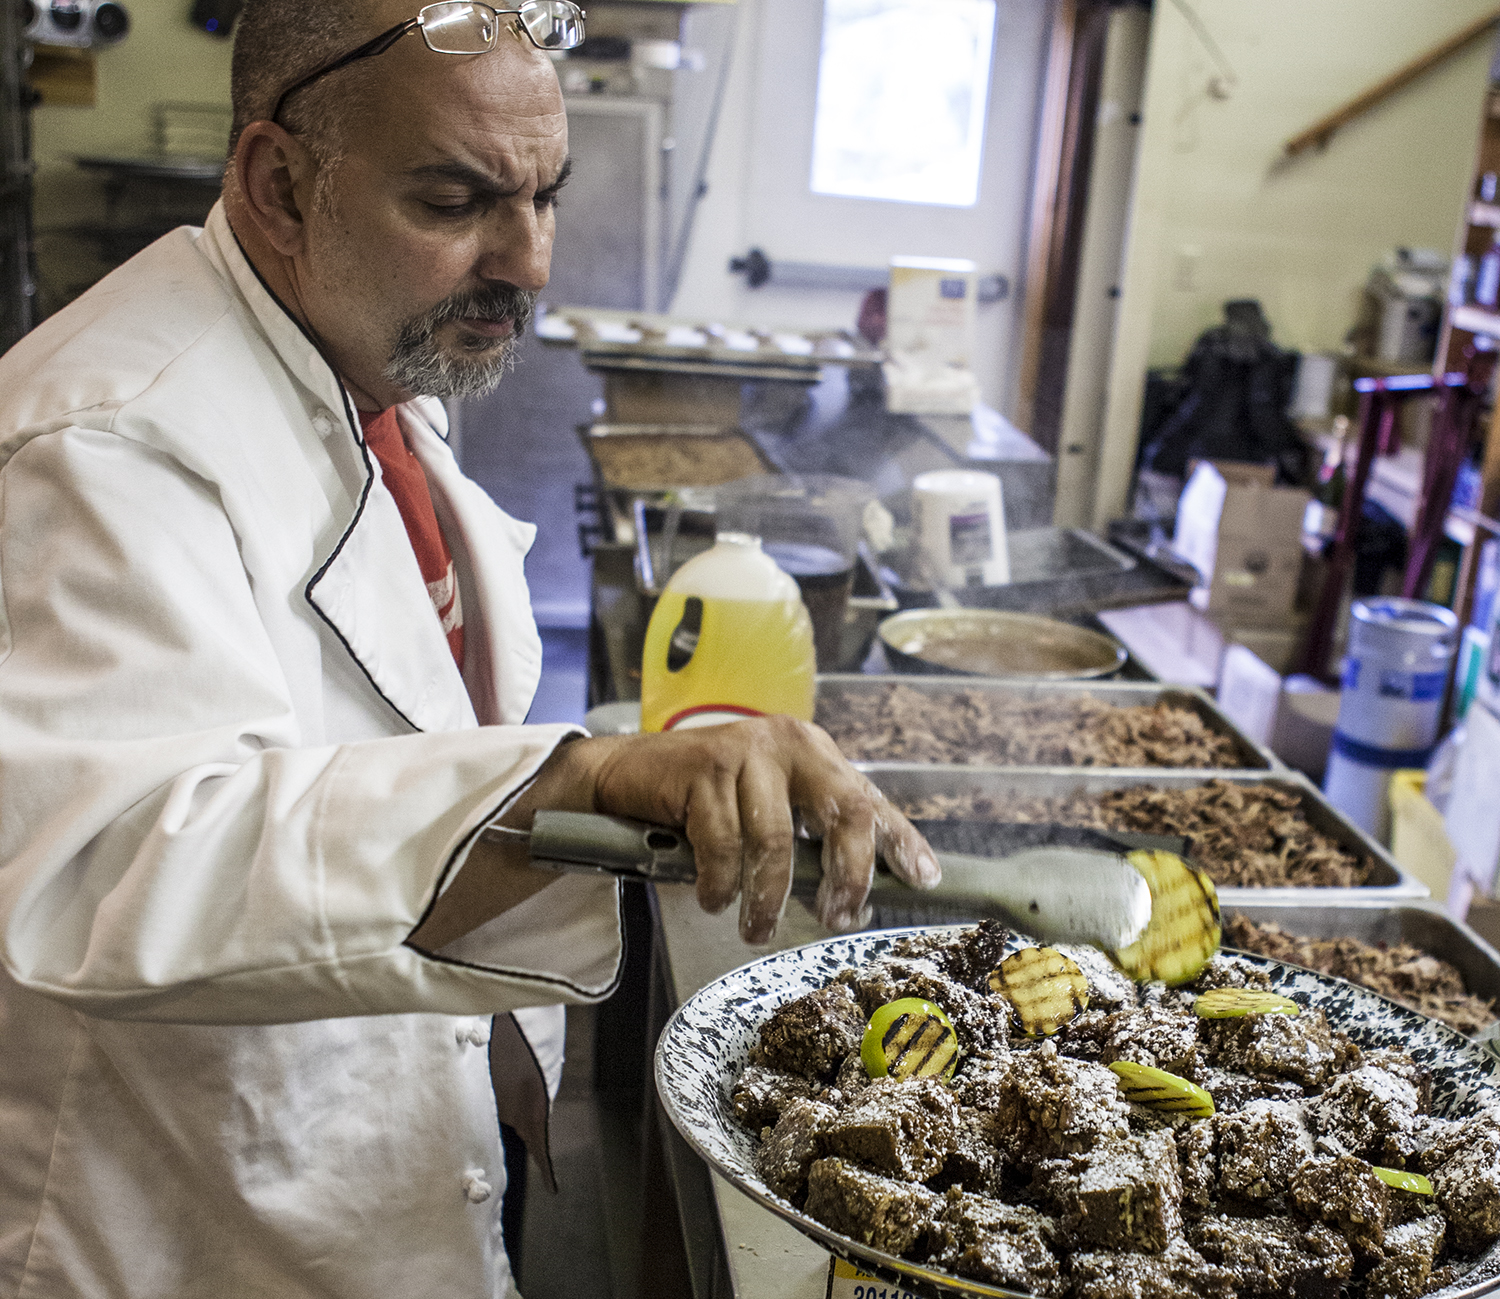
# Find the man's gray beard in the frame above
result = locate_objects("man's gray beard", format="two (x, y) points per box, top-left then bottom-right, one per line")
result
(382, 286), (538, 399)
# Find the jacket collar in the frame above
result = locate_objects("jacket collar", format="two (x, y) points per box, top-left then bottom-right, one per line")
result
(198, 204), (539, 731)
(199, 204), (354, 430)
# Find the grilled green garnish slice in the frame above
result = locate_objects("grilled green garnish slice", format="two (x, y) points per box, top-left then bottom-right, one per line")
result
(860, 997), (958, 1082)
(1372, 1166), (1434, 1195)
(1108, 1060), (1216, 1116)
(1111, 849), (1221, 987)
(987, 946), (1089, 1037)
(1193, 988), (1300, 1018)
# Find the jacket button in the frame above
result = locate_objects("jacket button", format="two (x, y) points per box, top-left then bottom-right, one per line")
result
(312, 411), (335, 437)
(462, 1169), (493, 1203)
(455, 1019), (490, 1048)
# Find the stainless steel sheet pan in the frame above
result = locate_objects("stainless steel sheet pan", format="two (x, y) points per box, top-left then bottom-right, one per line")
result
(1225, 899), (1500, 1023)
(859, 766), (1426, 905)
(816, 674), (1279, 771)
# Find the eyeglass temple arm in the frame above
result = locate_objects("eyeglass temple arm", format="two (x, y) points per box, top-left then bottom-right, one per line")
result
(269, 17), (421, 124)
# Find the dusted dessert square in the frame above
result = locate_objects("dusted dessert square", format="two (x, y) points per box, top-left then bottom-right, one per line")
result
(1070, 1238), (1237, 1299)
(1364, 1216), (1446, 1299)
(1044, 1131), (1183, 1253)
(986, 1040), (1129, 1160)
(803, 1157), (940, 1255)
(1290, 1154), (1389, 1255)
(1214, 1099), (1315, 1202)
(754, 1097), (836, 1202)
(1201, 1006), (1353, 1088)
(731, 1063), (817, 1132)
(1309, 1056), (1426, 1167)
(1420, 1108), (1500, 1253)
(1189, 1214), (1353, 1299)
(932, 1191), (1062, 1296)
(751, 983), (864, 1081)
(821, 1077), (958, 1182)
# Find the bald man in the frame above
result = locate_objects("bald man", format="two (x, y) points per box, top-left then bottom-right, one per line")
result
(0, 1), (936, 1295)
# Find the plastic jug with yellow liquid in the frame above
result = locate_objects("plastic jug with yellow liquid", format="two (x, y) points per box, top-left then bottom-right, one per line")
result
(640, 532), (817, 732)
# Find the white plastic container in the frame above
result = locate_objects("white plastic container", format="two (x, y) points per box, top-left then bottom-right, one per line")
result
(911, 469), (1010, 588)
(1324, 597), (1458, 840)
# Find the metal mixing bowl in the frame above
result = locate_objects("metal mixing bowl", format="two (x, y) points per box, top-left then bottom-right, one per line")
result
(878, 607), (1127, 680)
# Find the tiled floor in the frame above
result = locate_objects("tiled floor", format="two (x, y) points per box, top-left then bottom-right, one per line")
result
(528, 626), (590, 727)
(515, 1003), (643, 1299)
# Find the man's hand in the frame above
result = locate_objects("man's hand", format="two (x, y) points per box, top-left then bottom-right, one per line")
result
(581, 716), (938, 942)
(409, 717), (939, 952)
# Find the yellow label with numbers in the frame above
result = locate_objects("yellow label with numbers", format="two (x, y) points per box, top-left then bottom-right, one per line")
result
(826, 1256), (922, 1299)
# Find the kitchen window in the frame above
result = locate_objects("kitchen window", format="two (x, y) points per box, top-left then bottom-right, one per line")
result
(809, 0), (998, 208)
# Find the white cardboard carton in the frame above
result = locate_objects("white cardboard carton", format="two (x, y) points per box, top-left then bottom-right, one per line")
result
(884, 255), (978, 415)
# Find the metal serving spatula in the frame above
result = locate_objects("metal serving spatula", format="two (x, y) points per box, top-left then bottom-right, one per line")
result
(479, 812), (1165, 950)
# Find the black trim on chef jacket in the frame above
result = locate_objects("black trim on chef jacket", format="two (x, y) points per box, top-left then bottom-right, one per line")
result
(227, 228), (629, 1193)
(231, 226), (423, 735)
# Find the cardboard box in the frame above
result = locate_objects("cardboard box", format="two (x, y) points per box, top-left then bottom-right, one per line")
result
(884, 256), (979, 415)
(1219, 621), (1302, 674)
(1467, 894), (1500, 951)
(886, 255), (977, 368)
(1174, 461), (1310, 628)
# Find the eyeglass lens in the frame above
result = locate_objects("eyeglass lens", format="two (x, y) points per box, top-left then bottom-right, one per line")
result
(420, 2), (497, 54)
(418, 1), (583, 54)
(520, 0), (583, 49)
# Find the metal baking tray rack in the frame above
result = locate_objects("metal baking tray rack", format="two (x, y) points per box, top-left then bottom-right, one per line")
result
(815, 674), (1281, 772)
(579, 422), (776, 493)
(858, 766), (1426, 905)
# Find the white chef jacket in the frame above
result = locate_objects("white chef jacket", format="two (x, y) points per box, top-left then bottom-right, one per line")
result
(0, 201), (624, 1298)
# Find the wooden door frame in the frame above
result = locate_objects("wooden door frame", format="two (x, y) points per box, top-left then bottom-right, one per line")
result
(1013, 0), (1124, 452)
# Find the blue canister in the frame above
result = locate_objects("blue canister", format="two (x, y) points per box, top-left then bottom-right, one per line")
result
(1324, 598), (1458, 840)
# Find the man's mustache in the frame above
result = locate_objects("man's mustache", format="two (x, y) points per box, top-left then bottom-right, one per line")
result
(413, 284), (538, 336)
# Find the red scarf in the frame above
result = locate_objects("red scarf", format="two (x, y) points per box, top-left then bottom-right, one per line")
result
(359, 408), (465, 669)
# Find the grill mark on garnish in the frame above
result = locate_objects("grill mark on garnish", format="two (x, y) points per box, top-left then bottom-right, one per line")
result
(883, 1015), (953, 1076)
(1193, 868), (1221, 923)
(880, 1013), (912, 1054)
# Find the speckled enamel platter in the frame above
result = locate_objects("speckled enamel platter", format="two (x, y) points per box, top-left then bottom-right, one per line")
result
(654, 927), (1500, 1299)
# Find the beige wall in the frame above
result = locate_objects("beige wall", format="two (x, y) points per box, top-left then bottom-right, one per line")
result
(29, 1), (231, 301)
(1091, 0), (1495, 526)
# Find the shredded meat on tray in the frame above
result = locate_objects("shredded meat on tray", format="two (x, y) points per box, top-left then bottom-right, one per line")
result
(816, 683), (1246, 768)
(899, 781), (1376, 889)
(1224, 915), (1499, 1038)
